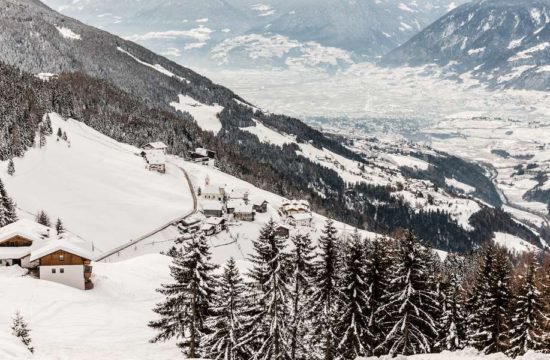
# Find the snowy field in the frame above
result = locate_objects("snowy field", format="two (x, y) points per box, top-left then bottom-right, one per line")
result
(361, 349), (549, 360)
(0, 255), (182, 359)
(0, 114), (193, 255)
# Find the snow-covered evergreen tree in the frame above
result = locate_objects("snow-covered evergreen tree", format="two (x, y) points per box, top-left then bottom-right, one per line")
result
(0, 178), (17, 226)
(307, 219), (341, 360)
(56, 218), (65, 235)
(507, 255), (549, 357)
(364, 237), (390, 353)
(467, 244), (512, 354)
(11, 311), (34, 354)
(35, 210), (51, 227)
(335, 230), (371, 359)
(438, 254), (467, 351)
(149, 235), (218, 358)
(203, 258), (249, 360)
(241, 219), (292, 360)
(375, 231), (439, 356)
(289, 233), (316, 360)
(7, 158), (15, 176)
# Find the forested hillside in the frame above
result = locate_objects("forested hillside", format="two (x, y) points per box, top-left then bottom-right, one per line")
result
(0, 0), (543, 252)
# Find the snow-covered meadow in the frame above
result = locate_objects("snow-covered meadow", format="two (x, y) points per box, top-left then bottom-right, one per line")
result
(0, 114), (193, 255)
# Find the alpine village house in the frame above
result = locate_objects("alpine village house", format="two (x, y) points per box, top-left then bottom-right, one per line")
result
(0, 219), (94, 290)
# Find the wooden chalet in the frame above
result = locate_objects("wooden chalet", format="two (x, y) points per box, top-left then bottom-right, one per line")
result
(253, 200), (268, 213)
(201, 201), (224, 218)
(142, 142), (168, 154)
(234, 204), (255, 222)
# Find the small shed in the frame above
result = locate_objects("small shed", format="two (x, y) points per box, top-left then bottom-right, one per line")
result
(274, 224), (290, 239)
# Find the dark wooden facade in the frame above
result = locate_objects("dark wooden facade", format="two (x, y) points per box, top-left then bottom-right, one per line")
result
(0, 235), (33, 247)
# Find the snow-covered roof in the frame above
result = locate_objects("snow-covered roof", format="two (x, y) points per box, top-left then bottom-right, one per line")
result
(289, 213), (313, 221)
(144, 142), (167, 150)
(195, 147), (211, 157)
(229, 188), (249, 199)
(204, 185), (223, 194)
(0, 219), (51, 245)
(201, 201), (223, 211)
(275, 224), (290, 230)
(0, 247), (32, 260)
(226, 200), (241, 209)
(144, 150), (165, 165)
(0, 220), (93, 262)
(206, 217), (225, 225)
(235, 204), (254, 214)
(30, 234), (93, 262)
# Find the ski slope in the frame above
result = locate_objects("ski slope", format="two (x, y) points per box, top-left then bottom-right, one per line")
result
(0, 114), (193, 255)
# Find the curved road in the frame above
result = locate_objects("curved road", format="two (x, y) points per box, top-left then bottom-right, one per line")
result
(95, 160), (197, 262)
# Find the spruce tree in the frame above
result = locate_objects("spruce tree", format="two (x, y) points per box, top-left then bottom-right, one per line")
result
(438, 254), (467, 351)
(57, 127), (63, 138)
(289, 233), (316, 360)
(203, 258), (249, 360)
(375, 231), (439, 356)
(241, 219), (291, 360)
(35, 210), (51, 227)
(335, 230), (371, 359)
(7, 159), (15, 176)
(467, 244), (513, 354)
(364, 237), (390, 353)
(507, 255), (549, 357)
(11, 311), (34, 354)
(56, 218), (65, 235)
(0, 178), (17, 226)
(308, 220), (341, 360)
(149, 235), (218, 357)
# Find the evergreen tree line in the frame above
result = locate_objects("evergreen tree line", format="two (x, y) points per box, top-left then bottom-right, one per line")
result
(149, 220), (550, 359)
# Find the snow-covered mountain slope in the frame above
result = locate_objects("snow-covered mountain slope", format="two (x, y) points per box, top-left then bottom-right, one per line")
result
(383, 0), (550, 91)
(40, 0), (465, 69)
(1, 113), (193, 254)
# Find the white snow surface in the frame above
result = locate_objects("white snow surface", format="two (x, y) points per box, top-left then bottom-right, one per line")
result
(0, 254), (183, 359)
(1, 113), (193, 255)
(493, 232), (539, 254)
(362, 349), (548, 360)
(55, 25), (81, 40)
(170, 94), (224, 133)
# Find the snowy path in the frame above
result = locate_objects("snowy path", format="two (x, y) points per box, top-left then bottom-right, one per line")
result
(95, 160), (198, 262)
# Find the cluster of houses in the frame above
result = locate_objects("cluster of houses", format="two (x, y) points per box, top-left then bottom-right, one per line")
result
(0, 219), (94, 290)
(141, 142), (217, 174)
(198, 184), (270, 236)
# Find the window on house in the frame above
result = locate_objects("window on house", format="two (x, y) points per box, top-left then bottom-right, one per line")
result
(59, 254), (65, 261)
(60, 268), (64, 274)
(52, 268), (56, 274)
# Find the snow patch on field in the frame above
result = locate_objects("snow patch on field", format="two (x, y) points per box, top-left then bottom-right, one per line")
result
(1, 114), (193, 254)
(493, 232), (539, 254)
(117, 47), (189, 83)
(242, 120), (293, 146)
(385, 154), (430, 170)
(170, 95), (224, 133)
(55, 25), (81, 40)
(446, 178), (475, 194)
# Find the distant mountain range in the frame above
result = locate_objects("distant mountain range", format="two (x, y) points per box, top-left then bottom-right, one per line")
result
(384, 0), (550, 91)
(41, 0), (464, 69)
